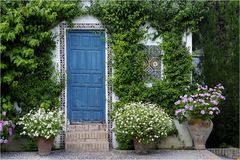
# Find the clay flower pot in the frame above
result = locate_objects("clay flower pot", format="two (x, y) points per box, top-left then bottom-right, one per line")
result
(133, 138), (150, 154)
(37, 137), (54, 156)
(187, 119), (213, 150)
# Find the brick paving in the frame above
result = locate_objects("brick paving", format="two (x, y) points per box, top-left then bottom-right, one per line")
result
(1, 149), (224, 160)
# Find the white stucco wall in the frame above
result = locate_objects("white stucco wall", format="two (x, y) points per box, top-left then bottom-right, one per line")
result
(183, 31), (193, 54)
(140, 23), (162, 46)
(51, 15), (193, 149)
(51, 25), (61, 149)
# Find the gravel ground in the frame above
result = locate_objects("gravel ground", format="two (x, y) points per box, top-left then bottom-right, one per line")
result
(0, 150), (224, 160)
(219, 156), (234, 160)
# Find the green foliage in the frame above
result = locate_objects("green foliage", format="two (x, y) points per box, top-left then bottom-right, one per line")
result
(1, 96), (13, 112)
(10, 67), (63, 113)
(1, 0), (82, 150)
(161, 33), (193, 88)
(89, 0), (149, 34)
(1, 1), (82, 116)
(90, 0), (205, 148)
(194, 1), (239, 147)
(0, 0), (212, 149)
(90, 0), (205, 114)
(147, 1), (206, 34)
(116, 135), (134, 150)
(23, 138), (37, 151)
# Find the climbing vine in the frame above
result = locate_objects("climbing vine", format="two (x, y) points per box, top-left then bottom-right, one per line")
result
(90, 0), (206, 114)
(89, 0), (206, 149)
(1, 0), (206, 118)
(0, 1), (83, 118)
(1, 0), (207, 149)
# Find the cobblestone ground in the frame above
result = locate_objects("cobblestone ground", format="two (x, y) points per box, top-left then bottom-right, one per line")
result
(0, 150), (225, 160)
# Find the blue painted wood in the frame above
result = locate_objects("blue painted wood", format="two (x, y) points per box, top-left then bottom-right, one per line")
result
(67, 31), (105, 123)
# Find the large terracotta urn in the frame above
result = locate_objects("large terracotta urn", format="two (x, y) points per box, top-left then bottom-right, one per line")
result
(187, 119), (213, 150)
(37, 137), (54, 156)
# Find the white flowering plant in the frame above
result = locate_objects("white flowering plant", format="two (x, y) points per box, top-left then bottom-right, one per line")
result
(175, 83), (225, 122)
(112, 102), (175, 144)
(17, 108), (64, 139)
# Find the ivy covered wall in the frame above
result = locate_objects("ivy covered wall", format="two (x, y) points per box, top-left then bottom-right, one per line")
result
(88, 0), (206, 149)
(1, 0), (86, 150)
(89, 0), (205, 116)
(1, 0), (206, 119)
(0, 2), (84, 148)
(4, 0), (236, 150)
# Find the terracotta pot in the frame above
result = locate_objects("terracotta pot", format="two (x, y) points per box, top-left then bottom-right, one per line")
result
(37, 137), (54, 156)
(187, 119), (213, 150)
(133, 138), (150, 154)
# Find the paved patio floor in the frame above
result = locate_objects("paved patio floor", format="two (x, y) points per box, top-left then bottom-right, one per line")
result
(0, 149), (228, 160)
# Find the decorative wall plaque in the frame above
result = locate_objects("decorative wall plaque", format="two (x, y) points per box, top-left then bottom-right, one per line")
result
(144, 45), (162, 80)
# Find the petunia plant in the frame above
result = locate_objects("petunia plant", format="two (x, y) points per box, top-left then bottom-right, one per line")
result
(175, 84), (225, 122)
(17, 108), (64, 139)
(112, 102), (175, 144)
(0, 111), (15, 144)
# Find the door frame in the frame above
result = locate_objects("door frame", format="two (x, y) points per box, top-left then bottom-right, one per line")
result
(66, 30), (106, 123)
(59, 22), (113, 148)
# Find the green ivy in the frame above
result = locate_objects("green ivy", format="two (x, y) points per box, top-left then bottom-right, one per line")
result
(89, 0), (206, 149)
(1, 0), (82, 117)
(90, 0), (205, 114)
(1, 0), (208, 149)
(1, 0), (205, 115)
(161, 33), (193, 88)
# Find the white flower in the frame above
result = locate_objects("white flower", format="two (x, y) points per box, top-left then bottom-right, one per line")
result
(113, 102), (175, 144)
(17, 108), (64, 138)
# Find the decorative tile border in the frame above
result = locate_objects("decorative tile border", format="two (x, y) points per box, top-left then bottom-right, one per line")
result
(106, 33), (113, 149)
(59, 22), (113, 148)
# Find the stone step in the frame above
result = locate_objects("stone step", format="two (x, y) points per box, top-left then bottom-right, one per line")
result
(65, 131), (108, 142)
(67, 124), (107, 132)
(65, 141), (109, 152)
(65, 123), (109, 152)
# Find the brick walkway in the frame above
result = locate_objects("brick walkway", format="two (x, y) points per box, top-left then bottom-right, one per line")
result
(1, 150), (225, 160)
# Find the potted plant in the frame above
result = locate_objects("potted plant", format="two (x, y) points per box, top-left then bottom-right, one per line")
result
(17, 108), (64, 156)
(175, 83), (225, 150)
(112, 102), (175, 154)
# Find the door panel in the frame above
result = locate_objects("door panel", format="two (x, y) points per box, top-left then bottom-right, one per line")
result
(67, 31), (105, 123)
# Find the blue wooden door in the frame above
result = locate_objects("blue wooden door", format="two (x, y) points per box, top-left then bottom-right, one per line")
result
(67, 31), (105, 123)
